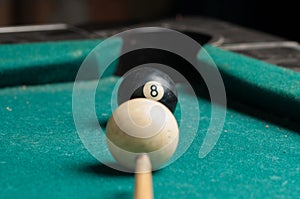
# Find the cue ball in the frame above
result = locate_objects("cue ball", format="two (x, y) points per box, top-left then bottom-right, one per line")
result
(106, 98), (179, 170)
(118, 67), (178, 112)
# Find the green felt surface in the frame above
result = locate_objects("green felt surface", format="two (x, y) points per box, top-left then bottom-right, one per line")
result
(202, 46), (300, 120)
(1, 39), (300, 120)
(0, 39), (121, 87)
(1, 77), (299, 198)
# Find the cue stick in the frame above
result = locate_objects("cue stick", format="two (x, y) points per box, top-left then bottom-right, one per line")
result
(134, 154), (153, 199)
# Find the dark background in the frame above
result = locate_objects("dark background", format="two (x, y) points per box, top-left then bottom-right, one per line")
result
(174, 0), (299, 42)
(0, 0), (299, 42)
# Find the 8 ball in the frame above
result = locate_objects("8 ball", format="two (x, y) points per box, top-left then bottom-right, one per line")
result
(118, 67), (178, 112)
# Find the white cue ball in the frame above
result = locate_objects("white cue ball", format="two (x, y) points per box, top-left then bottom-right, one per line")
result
(106, 98), (179, 170)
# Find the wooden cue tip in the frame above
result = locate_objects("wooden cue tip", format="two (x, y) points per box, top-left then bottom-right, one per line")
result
(134, 154), (153, 199)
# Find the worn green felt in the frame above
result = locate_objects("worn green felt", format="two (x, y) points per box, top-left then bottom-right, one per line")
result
(1, 77), (299, 198)
(1, 40), (300, 120)
(0, 39), (121, 87)
(202, 46), (300, 120)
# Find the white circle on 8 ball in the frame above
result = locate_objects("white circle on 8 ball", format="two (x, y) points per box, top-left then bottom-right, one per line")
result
(143, 81), (164, 101)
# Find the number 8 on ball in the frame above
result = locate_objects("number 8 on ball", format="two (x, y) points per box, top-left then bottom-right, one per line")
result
(118, 67), (178, 112)
(143, 81), (164, 101)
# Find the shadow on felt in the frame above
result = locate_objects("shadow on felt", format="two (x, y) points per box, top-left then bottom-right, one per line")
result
(105, 191), (132, 199)
(79, 162), (133, 177)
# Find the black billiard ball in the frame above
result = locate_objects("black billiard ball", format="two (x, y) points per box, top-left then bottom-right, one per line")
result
(118, 67), (178, 112)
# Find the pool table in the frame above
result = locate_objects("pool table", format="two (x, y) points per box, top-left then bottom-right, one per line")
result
(1, 17), (299, 198)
